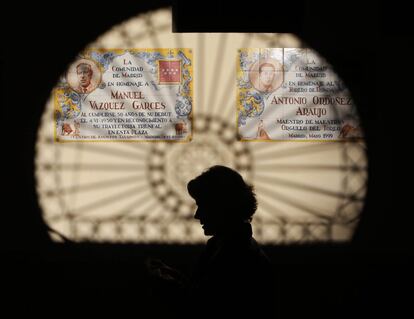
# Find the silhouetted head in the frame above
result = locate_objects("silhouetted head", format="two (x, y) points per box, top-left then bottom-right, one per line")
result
(187, 165), (257, 236)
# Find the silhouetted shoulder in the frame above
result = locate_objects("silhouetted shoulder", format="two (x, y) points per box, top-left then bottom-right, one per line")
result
(188, 225), (275, 316)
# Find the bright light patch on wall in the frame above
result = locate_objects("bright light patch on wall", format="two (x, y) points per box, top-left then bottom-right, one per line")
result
(35, 8), (367, 244)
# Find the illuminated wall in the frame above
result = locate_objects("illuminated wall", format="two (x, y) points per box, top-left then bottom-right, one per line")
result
(35, 9), (367, 244)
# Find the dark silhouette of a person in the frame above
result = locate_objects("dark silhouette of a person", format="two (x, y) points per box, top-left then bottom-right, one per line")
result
(148, 165), (276, 317)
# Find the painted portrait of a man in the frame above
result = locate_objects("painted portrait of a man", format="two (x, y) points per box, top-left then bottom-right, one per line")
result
(67, 59), (101, 94)
(249, 59), (283, 93)
(76, 63), (94, 93)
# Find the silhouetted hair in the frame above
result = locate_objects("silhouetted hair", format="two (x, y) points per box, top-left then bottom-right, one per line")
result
(187, 165), (257, 222)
